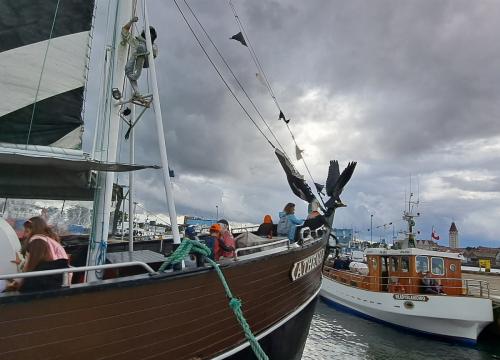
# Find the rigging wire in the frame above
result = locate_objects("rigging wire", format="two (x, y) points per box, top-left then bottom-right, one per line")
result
(172, 0), (276, 150)
(135, 202), (172, 226)
(227, 0), (325, 202)
(183, 0), (287, 155)
(228, 1), (278, 109)
(26, 0), (61, 146)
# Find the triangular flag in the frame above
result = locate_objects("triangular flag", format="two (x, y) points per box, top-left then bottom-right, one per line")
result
(279, 110), (290, 124)
(314, 183), (325, 195)
(256, 72), (267, 87)
(230, 32), (247, 46)
(169, 168), (175, 178)
(295, 144), (304, 160)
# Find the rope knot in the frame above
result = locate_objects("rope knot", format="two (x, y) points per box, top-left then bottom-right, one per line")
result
(229, 297), (241, 310)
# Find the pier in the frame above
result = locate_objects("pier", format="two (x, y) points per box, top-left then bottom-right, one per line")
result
(463, 270), (500, 335)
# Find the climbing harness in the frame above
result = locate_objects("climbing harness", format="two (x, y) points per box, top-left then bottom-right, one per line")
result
(158, 239), (269, 360)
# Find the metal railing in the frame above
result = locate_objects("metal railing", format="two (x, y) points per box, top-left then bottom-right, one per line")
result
(232, 225), (260, 234)
(234, 238), (290, 260)
(323, 267), (492, 298)
(463, 278), (490, 298)
(0, 261), (157, 286)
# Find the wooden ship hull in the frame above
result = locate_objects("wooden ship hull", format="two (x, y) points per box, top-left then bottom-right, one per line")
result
(0, 238), (326, 360)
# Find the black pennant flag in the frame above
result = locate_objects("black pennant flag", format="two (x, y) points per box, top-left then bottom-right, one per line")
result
(230, 32), (247, 46)
(279, 110), (290, 124)
(314, 183), (325, 195)
(275, 148), (316, 203)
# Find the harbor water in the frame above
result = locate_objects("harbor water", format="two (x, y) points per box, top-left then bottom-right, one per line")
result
(302, 301), (500, 360)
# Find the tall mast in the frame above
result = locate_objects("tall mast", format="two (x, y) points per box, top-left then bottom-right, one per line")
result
(144, 1), (181, 244)
(128, 104), (135, 253)
(87, 0), (135, 281)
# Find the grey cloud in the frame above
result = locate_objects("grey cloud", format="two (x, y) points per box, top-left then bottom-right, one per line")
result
(82, 0), (500, 247)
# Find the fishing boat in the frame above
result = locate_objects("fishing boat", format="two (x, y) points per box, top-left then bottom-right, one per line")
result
(320, 194), (494, 344)
(0, 1), (357, 359)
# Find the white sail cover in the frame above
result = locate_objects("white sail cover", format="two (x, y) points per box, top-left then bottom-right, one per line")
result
(0, 0), (95, 149)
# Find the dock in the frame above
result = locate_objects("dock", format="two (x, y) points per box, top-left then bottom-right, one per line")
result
(463, 271), (500, 335)
(462, 271), (500, 298)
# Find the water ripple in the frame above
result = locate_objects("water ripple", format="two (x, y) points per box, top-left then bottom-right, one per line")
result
(303, 301), (499, 360)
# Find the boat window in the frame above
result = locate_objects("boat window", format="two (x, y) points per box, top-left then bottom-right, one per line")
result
(390, 257), (399, 272)
(401, 256), (409, 272)
(416, 256), (429, 273)
(431, 257), (444, 275)
(381, 257), (387, 272)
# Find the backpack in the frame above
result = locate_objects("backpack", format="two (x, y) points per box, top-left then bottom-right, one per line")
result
(277, 214), (289, 236)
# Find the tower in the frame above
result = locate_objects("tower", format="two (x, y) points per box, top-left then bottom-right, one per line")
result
(449, 222), (459, 248)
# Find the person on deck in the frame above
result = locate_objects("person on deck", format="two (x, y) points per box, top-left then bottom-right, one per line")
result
(209, 223), (235, 261)
(422, 271), (443, 294)
(277, 203), (304, 242)
(302, 199), (329, 231)
(122, 17), (158, 97)
(256, 215), (274, 238)
(217, 219), (236, 258)
(6, 217), (70, 292)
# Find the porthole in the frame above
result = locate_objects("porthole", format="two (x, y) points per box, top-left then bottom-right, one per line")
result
(450, 264), (456, 272)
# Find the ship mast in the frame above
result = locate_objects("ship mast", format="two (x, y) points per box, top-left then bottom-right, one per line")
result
(402, 191), (419, 248)
(87, 0), (135, 281)
(143, 1), (181, 245)
(87, 0), (183, 280)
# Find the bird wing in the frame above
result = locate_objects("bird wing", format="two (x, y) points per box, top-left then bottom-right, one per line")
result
(325, 160), (340, 196)
(331, 161), (357, 199)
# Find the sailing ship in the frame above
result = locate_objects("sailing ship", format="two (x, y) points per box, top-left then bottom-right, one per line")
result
(320, 193), (494, 343)
(0, 1), (356, 359)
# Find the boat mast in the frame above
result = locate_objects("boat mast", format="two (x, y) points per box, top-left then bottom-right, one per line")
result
(87, 0), (135, 281)
(402, 191), (419, 248)
(128, 104), (135, 253)
(144, 1), (181, 244)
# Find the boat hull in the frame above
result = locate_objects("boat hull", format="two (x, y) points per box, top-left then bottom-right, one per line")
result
(0, 239), (325, 360)
(320, 275), (493, 344)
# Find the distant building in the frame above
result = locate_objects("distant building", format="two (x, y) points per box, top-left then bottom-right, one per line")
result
(462, 247), (500, 267)
(416, 239), (439, 251)
(449, 222), (459, 249)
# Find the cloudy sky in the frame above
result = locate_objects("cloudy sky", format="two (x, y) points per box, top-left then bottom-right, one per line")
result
(84, 0), (500, 248)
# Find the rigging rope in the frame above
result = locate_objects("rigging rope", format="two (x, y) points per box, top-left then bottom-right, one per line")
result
(173, 0), (276, 150)
(134, 202), (172, 227)
(183, 0), (287, 155)
(228, 1), (278, 110)
(158, 239), (269, 360)
(26, 0), (61, 146)
(227, 1), (325, 203)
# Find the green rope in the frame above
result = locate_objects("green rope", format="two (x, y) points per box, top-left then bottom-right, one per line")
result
(159, 239), (269, 360)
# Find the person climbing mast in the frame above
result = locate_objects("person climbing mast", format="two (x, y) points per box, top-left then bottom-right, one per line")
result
(121, 16), (158, 98)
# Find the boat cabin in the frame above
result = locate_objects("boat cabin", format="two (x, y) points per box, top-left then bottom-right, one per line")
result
(326, 248), (464, 296)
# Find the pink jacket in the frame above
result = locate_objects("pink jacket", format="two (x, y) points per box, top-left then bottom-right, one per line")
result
(29, 235), (69, 261)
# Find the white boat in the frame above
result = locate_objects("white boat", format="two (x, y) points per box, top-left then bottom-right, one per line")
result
(321, 195), (494, 343)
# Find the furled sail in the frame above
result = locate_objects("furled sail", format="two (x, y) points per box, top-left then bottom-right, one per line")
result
(0, 0), (95, 149)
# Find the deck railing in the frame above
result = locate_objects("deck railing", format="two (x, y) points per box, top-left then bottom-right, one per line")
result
(234, 238), (290, 260)
(0, 261), (157, 288)
(323, 266), (491, 299)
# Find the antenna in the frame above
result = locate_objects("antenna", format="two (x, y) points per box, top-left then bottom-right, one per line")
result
(417, 175), (420, 204)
